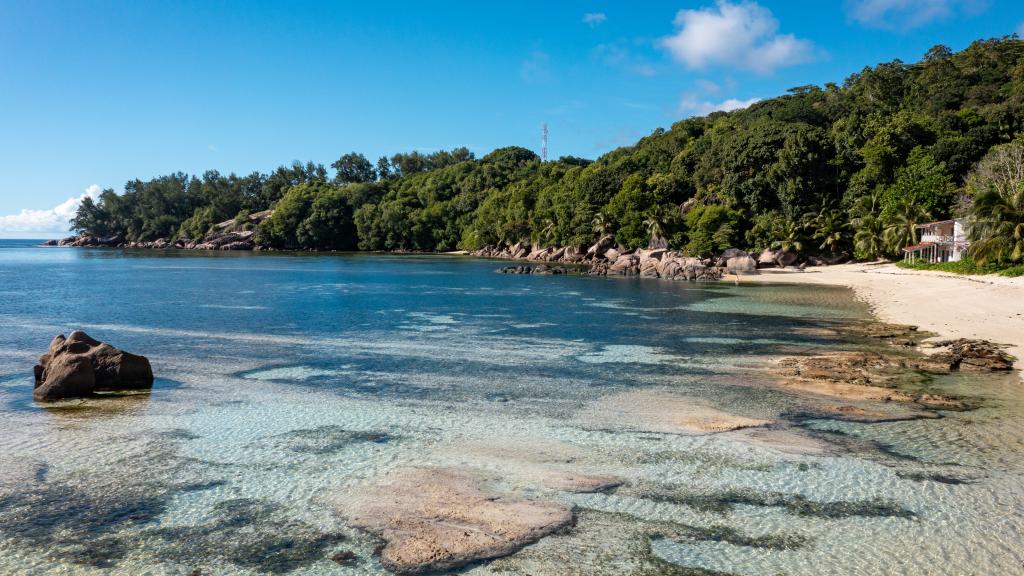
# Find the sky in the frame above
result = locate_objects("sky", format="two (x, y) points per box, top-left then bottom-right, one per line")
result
(1, 0), (1023, 237)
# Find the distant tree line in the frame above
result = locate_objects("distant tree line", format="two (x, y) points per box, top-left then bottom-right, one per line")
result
(72, 38), (1024, 265)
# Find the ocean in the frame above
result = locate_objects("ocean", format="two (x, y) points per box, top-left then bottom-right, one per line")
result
(0, 241), (1021, 575)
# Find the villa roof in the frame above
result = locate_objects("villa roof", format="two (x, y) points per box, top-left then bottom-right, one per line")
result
(902, 242), (935, 252)
(914, 219), (955, 228)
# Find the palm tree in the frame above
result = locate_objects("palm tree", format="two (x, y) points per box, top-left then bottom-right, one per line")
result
(964, 139), (1024, 264)
(808, 208), (849, 254)
(854, 214), (886, 260)
(539, 218), (557, 246)
(642, 209), (667, 249)
(772, 221), (805, 253)
(883, 200), (930, 255)
(969, 184), (1024, 264)
(850, 190), (883, 223)
(591, 212), (611, 237)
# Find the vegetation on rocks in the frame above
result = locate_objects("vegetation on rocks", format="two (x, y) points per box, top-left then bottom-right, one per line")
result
(70, 39), (1024, 266)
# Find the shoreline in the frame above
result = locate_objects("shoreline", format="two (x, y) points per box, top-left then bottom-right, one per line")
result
(739, 262), (1024, 378)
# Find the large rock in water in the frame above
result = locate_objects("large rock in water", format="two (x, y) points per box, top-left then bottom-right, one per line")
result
(33, 331), (153, 401)
(338, 467), (573, 574)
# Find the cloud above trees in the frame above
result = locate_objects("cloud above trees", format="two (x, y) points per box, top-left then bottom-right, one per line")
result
(660, 0), (818, 74)
(678, 95), (760, 116)
(0, 185), (101, 236)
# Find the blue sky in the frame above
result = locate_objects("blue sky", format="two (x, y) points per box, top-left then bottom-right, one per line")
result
(1, 0), (1022, 236)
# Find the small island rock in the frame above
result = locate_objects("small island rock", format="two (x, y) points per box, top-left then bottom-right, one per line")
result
(33, 331), (154, 401)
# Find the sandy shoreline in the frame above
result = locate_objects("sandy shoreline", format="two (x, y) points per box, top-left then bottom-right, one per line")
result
(740, 262), (1024, 376)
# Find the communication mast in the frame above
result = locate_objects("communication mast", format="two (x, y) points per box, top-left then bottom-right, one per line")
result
(541, 123), (548, 162)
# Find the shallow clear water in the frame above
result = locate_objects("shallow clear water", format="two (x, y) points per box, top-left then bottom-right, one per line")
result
(0, 241), (1022, 575)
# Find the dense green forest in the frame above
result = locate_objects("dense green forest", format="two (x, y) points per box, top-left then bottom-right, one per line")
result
(71, 38), (1024, 263)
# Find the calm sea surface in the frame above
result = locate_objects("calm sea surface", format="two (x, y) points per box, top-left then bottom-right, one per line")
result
(0, 240), (1022, 575)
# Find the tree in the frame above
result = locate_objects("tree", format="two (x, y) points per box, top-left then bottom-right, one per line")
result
(591, 212), (611, 237)
(642, 206), (668, 248)
(538, 218), (557, 245)
(883, 199), (931, 255)
(376, 156), (393, 181)
(807, 208), (849, 254)
(331, 152), (376, 184)
(297, 187), (356, 250)
(879, 147), (955, 221)
(853, 214), (886, 260)
(684, 204), (741, 256)
(967, 139), (1024, 263)
(772, 221), (806, 253)
(603, 174), (658, 248)
(69, 194), (113, 236)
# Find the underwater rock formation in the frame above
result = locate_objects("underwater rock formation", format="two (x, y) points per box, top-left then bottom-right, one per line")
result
(337, 467), (573, 574)
(33, 331), (153, 401)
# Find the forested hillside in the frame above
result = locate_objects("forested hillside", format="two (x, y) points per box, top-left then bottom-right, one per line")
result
(71, 37), (1024, 261)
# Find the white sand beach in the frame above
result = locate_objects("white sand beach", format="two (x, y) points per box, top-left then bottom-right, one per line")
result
(742, 263), (1024, 375)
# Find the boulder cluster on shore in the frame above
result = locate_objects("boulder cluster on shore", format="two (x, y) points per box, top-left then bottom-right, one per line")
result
(42, 210), (274, 251)
(473, 236), (825, 280)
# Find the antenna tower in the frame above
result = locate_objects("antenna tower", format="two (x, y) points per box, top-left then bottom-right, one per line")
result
(541, 123), (548, 162)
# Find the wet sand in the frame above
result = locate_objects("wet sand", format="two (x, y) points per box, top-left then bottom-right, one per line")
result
(739, 263), (1024, 378)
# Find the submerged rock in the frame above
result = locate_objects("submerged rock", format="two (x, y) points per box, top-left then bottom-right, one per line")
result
(434, 440), (623, 494)
(337, 467), (572, 574)
(577, 389), (771, 435)
(34, 331), (153, 401)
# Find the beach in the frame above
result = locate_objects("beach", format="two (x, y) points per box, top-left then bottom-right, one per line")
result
(742, 263), (1024, 376)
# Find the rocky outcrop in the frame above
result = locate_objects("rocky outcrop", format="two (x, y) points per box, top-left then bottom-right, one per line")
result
(33, 331), (153, 401)
(925, 339), (1015, 371)
(586, 235), (615, 259)
(54, 234), (123, 248)
(498, 265), (567, 275)
(757, 248), (799, 268)
(774, 351), (967, 410)
(725, 255), (758, 274)
(48, 210), (273, 251)
(337, 467), (573, 575)
(473, 242), (818, 283)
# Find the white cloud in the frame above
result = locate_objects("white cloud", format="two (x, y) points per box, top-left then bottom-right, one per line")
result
(678, 95), (760, 116)
(661, 1), (818, 74)
(0, 185), (102, 237)
(583, 12), (607, 27)
(846, 0), (989, 30)
(1017, 21), (1024, 37)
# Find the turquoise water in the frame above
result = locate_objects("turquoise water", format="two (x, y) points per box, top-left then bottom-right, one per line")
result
(0, 241), (1022, 575)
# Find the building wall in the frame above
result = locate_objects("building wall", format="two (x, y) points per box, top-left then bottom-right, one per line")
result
(951, 219), (966, 262)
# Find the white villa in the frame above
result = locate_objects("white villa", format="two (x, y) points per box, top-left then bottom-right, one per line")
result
(902, 219), (969, 263)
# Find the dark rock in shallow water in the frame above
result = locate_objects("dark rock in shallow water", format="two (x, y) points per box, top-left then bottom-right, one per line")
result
(33, 331), (153, 401)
